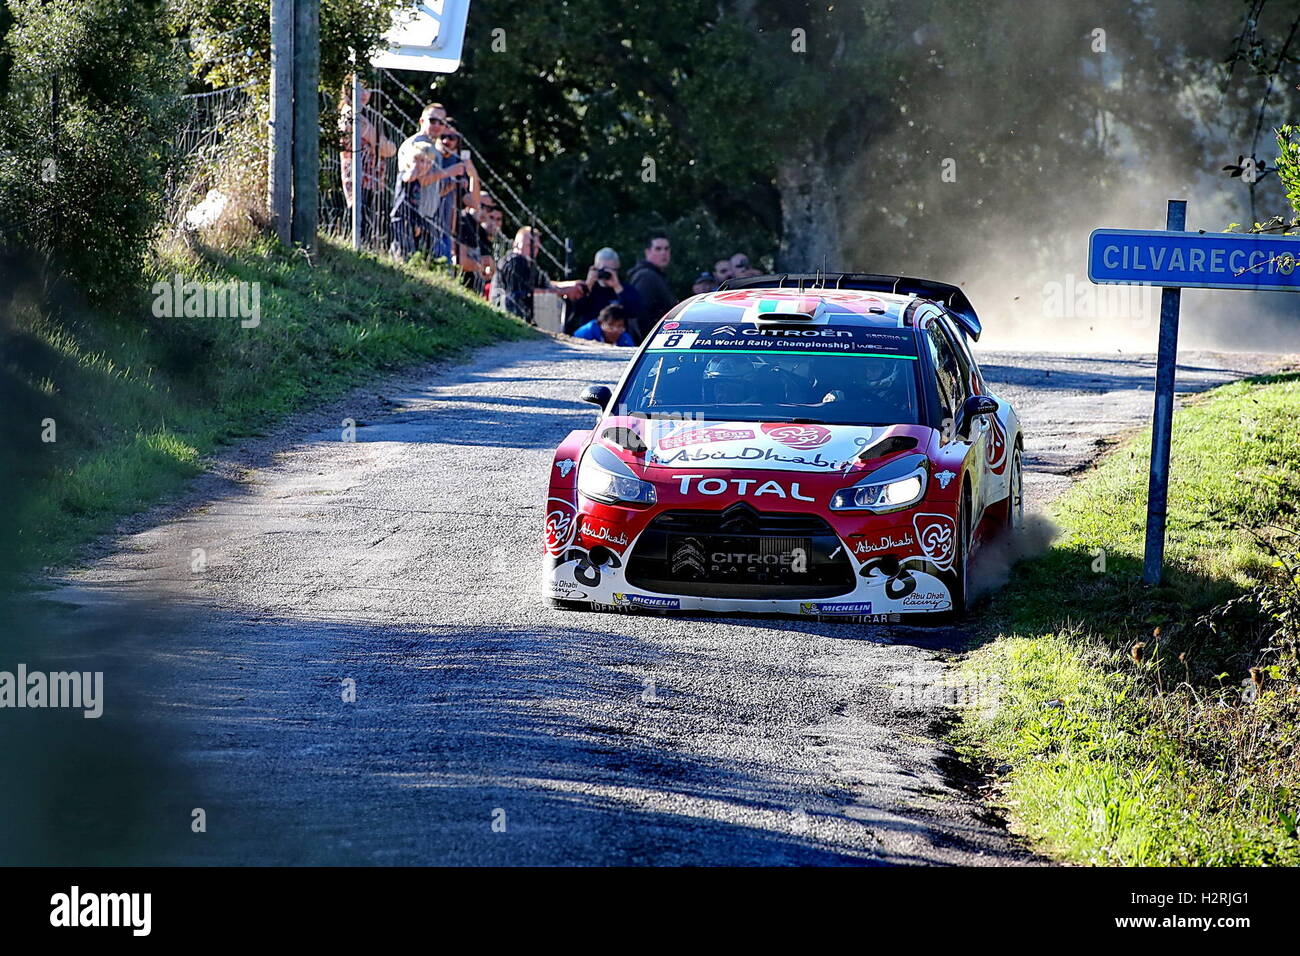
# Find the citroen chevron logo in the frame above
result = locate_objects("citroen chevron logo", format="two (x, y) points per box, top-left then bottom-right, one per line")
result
(671, 536), (707, 575)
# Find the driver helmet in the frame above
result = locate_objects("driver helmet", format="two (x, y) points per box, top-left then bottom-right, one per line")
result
(704, 354), (766, 404)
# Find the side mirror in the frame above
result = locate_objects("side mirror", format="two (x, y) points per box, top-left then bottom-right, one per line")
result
(957, 394), (999, 439)
(580, 384), (612, 409)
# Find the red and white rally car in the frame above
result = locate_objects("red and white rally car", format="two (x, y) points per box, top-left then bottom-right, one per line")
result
(543, 273), (1023, 622)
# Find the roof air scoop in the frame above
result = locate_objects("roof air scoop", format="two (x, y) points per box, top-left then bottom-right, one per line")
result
(741, 296), (830, 326)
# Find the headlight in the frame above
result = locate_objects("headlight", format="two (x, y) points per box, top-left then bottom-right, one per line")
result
(831, 454), (928, 512)
(577, 444), (657, 507)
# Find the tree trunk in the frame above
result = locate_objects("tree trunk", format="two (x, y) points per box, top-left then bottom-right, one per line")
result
(775, 155), (842, 272)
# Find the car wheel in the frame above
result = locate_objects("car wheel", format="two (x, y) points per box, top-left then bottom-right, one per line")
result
(1008, 445), (1025, 532)
(951, 487), (972, 618)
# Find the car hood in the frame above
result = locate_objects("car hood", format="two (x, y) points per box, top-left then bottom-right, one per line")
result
(599, 417), (933, 474)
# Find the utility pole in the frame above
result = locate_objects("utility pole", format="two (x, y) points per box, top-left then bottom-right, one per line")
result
(350, 69), (362, 251)
(268, 0), (294, 245)
(291, 0), (320, 252)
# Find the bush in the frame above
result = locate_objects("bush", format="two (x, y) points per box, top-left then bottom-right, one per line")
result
(0, 0), (184, 305)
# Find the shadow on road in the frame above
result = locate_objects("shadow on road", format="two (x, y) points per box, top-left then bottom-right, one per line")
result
(3, 583), (1030, 866)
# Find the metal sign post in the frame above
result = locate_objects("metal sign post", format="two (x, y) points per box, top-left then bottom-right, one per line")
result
(1088, 207), (1300, 585)
(1143, 200), (1186, 585)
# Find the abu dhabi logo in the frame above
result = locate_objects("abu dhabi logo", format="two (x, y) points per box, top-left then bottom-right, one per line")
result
(544, 498), (578, 554)
(913, 513), (957, 570)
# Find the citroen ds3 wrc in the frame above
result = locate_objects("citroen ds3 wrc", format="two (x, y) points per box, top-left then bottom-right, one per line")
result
(542, 273), (1024, 623)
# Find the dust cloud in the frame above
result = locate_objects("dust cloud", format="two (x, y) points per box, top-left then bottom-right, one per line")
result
(837, 1), (1299, 356)
(970, 513), (1061, 603)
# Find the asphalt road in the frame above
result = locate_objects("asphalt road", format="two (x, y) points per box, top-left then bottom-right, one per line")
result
(20, 338), (1288, 865)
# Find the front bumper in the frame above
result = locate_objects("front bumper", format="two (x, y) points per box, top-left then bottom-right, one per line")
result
(543, 503), (955, 620)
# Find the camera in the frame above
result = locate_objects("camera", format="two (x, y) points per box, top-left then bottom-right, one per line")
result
(595, 268), (612, 281)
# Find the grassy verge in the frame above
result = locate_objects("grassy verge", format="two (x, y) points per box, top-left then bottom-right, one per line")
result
(9, 235), (533, 572)
(956, 372), (1300, 865)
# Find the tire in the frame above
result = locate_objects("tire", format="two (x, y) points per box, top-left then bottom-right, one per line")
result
(950, 487), (973, 619)
(1008, 445), (1025, 533)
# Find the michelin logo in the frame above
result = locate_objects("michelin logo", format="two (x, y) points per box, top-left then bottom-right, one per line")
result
(613, 593), (680, 610)
(801, 601), (873, 615)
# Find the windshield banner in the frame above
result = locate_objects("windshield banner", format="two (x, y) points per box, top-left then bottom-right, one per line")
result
(648, 323), (918, 358)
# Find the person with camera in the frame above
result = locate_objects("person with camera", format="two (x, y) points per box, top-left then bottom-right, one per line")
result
(562, 248), (641, 335)
(428, 127), (478, 260)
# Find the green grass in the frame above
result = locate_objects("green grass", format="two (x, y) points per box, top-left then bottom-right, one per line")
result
(10, 235), (534, 571)
(956, 371), (1300, 865)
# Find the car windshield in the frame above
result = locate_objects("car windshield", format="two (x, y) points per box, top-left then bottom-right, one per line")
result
(616, 323), (923, 425)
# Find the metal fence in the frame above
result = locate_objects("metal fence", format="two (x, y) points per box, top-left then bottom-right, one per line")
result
(319, 70), (571, 284)
(168, 83), (256, 232)
(170, 69), (570, 295)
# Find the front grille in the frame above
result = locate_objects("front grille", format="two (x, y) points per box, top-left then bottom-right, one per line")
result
(626, 503), (855, 598)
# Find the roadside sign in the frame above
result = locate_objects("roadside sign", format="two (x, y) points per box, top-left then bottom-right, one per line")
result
(1089, 228), (1300, 292)
(1089, 203), (1298, 586)
(370, 0), (473, 74)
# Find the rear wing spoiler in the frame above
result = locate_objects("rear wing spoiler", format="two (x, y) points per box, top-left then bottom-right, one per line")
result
(718, 272), (982, 341)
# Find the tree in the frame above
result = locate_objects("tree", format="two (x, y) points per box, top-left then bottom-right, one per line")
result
(428, 0), (1297, 291)
(411, 1), (921, 283)
(0, 0), (184, 304)
(169, 0), (401, 97)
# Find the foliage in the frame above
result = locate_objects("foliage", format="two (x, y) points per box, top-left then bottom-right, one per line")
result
(0, 0), (184, 304)
(168, 0), (401, 98)
(1277, 125), (1300, 224)
(420, 0), (903, 284)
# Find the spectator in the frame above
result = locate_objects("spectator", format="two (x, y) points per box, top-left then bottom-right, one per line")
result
(481, 201), (509, 284)
(456, 190), (496, 293)
(562, 247), (642, 335)
(338, 77), (395, 241)
(398, 102), (448, 155)
(713, 258), (735, 284)
(626, 232), (676, 342)
(491, 226), (582, 323)
(390, 145), (435, 259)
(572, 304), (635, 347)
(692, 271), (718, 296)
(730, 252), (762, 278)
(398, 104), (469, 252)
(482, 199), (505, 248)
(431, 127), (478, 259)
